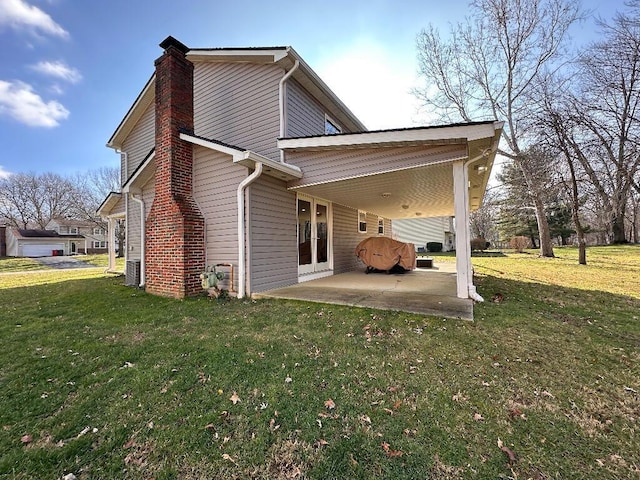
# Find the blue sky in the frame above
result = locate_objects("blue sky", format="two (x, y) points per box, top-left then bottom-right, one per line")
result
(0, 0), (627, 179)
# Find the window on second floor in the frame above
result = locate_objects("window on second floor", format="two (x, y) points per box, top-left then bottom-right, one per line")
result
(69, 227), (78, 234)
(325, 115), (342, 135)
(93, 227), (105, 235)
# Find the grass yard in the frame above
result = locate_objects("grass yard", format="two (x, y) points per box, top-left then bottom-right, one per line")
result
(0, 246), (638, 479)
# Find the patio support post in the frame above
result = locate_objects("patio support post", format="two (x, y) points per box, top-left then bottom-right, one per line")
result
(453, 160), (471, 299)
(107, 217), (116, 272)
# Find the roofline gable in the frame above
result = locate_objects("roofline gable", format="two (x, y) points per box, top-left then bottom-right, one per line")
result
(107, 40), (368, 151)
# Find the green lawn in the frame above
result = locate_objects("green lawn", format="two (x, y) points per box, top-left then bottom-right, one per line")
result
(0, 247), (638, 479)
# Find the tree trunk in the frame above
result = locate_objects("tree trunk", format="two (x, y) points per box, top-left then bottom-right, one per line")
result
(566, 153), (586, 264)
(533, 195), (555, 257)
(611, 213), (627, 244)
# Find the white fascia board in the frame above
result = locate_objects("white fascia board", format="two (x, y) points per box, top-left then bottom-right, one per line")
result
(180, 132), (302, 180)
(179, 133), (243, 156)
(107, 75), (155, 150)
(234, 151), (303, 180)
(186, 49), (286, 64)
(278, 122), (503, 150)
(122, 151), (155, 193)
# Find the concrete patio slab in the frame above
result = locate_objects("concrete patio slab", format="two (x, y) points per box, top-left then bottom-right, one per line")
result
(254, 265), (474, 320)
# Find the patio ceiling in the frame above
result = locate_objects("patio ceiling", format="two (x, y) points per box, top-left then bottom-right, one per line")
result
(280, 124), (502, 220)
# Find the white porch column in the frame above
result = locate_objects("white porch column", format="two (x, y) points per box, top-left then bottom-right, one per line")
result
(453, 160), (472, 299)
(107, 217), (116, 272)
(453, 160), (484, 302)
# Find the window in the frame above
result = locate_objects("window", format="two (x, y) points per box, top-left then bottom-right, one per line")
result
(69, 227), (78, 234)
(93, 227), (105, 235)
(324, 115), (342, 135)
(92, 241), (107, 249)
(378, 217), (384, 235)
(358, 210), (367, 233)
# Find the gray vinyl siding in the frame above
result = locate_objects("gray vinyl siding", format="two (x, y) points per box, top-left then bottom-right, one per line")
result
(192, 146), (247, 292)
(193, 62), (282, 161)
(121, 103), (155, 183)
(126, 179), (155, 262)
(333, 206), (390, 274)
(287, 144), (467, 189)
(248, 175), (298, 293)
(126, 195), (141, 261)
(286, 79), (325, 137)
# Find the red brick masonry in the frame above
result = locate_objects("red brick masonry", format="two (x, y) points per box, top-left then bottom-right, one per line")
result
(145, 37), (205, 298)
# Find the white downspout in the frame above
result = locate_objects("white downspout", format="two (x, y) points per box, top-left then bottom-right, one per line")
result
(130, 194), (145, 287)
(279, 60), (300, 162)
(459, 152), (496, 303)
(237, 162), (263, 299)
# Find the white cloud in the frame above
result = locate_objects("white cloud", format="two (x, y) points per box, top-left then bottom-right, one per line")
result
(0, 0), (68, 38)
(314, 39), (424, 130)
(0, 166), (11, 178)
(0, 80), (69, 127)
(31, 60), (82, 84)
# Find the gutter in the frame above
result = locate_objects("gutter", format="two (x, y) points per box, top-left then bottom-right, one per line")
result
(130, 194), (146, 287)
(236, 162), (263, 298)
(278, 59), (300, 162)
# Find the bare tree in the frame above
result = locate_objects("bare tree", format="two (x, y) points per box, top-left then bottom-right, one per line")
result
(415, 0), (584, 257)
(539, 4), (640, 245)
(73, 166), (125, 257)
(0, 172), (76, 228)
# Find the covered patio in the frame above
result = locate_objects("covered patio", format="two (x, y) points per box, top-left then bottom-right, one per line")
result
(255, 261), (473, 320)
(278, 120), (503, 304)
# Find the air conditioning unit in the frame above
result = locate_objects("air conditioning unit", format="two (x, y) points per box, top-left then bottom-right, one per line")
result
(125, 260), (141, 287)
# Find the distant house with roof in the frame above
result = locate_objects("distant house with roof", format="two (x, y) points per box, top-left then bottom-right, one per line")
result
(4, 228), (86, 257)
(392, 216), (456, 252)
(46, 217), (109, 254)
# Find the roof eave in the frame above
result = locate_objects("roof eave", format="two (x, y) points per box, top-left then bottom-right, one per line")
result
(107, 74), (155, 150)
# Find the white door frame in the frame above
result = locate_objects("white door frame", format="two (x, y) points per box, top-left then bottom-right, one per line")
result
(297, 194), (333, 281)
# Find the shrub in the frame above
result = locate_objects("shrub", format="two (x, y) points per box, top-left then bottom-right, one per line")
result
(470, 237), (490, 252)
(509, 236), (531, 253)
(426, 242), (443, 252)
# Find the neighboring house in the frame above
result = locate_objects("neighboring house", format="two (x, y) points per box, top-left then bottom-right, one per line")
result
(46, 217), (109, 254)
(4, 228), (86, 257)
(98, 36), (502, 301)
(392, 216), (456, 252)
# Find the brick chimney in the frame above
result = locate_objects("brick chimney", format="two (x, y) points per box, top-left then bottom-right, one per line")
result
(145, 36), (205, 298)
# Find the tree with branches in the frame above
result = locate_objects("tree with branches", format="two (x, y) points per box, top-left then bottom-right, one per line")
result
(415, 0), (584, 257)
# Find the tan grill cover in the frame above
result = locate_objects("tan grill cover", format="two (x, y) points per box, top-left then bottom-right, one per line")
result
(355, 237), (416, 271)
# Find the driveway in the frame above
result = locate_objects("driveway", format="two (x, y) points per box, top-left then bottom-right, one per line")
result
(35, 255), (97, 269)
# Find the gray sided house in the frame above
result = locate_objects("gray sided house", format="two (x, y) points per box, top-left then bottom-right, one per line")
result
(392, 216), (456, 252)
(98, 36), (502, 301)
(4, 228), (86, 257)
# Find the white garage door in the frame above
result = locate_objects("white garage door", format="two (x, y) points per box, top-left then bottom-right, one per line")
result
(22, 244), (64, 257)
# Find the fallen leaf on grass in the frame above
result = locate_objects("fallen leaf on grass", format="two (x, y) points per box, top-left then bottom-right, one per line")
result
(324, 398), (336, 410)
(20, 434), (32, 444)
(473, 413), (484, 421)
(230, 392), (241, 405)
(393, 399), (403, 410)
(222, 453), (238, 465)
(497, 438), (517, 464)
(381, 442), (403, 457)
(123, 439), (137, 449)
